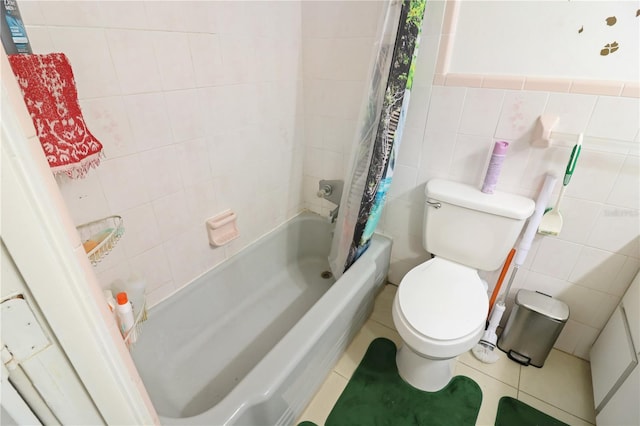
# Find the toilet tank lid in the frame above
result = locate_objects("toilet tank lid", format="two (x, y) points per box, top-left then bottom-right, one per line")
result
(425, 179), (534, 220)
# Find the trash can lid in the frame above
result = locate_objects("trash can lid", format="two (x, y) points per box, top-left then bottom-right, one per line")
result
(515, 290), (569, 321)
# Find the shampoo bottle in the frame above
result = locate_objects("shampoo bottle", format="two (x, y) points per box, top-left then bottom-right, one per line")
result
(481, 141), (509, 194)
(112, 275), (147, 322)
(115, 292), (136, 343)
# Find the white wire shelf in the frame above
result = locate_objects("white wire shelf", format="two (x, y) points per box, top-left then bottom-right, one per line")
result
(77, 215), (124, 266)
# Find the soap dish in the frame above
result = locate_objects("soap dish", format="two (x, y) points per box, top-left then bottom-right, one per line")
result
(206, 210), (239, 246)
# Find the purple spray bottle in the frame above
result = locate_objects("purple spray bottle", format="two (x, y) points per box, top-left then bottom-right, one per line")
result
(481, 141), (509, 194)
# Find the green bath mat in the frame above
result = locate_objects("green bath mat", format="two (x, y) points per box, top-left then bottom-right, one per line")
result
(495, 396), (568, 426)
(303, 337), (482, 426)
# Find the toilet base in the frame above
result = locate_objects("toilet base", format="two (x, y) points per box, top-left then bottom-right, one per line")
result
(396, 344), (455, 392)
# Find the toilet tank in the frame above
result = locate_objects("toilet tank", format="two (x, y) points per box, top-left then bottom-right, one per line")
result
(424, 179), (534, 271)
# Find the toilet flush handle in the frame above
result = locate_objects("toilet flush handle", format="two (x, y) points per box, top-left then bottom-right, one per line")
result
(426, 200), (441, 209)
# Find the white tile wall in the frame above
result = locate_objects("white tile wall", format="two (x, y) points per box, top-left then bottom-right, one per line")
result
(48, 27), (121, 99)
(396, 124), (423, 168)
(97, 155), (150, 213)
(587, 208), (640, 257)
(494, 91), (549, 141)
(543, 93), (597, 135)
(607, 154), (640, 209)
(569, 247), (628, 293)
(123, 93), (173, 151)
(301, 0), (639, 360)
(152, 191), (193, 242)
(97, 1), (150, 31)
(38, 1), (103, 28)
(188, 33), (223, 87)
(458, 88), (504, 136)
(424, 86), (466, 134)
(301, 1), (382, 39)
(587, 96), (640, 141)
(21, 0), (304, 305)
(138, 146), (182, 200)
(530, 238), (583, 280)
(106, 29), (163, 95)
(152, 32), (197, 91)
(79, 96), (137, 159)
(119, 203), (162, 259)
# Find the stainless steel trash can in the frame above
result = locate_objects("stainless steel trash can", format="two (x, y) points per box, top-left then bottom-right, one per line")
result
(498, 290), (569, 367)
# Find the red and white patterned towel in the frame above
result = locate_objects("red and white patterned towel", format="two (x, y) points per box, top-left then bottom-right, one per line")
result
(8, 53), (103, 179)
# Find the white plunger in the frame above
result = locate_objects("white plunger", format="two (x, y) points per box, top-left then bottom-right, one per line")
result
(472, 174), (558, 363)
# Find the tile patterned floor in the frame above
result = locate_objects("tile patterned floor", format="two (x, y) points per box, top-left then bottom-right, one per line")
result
(298, 284), (596, 426)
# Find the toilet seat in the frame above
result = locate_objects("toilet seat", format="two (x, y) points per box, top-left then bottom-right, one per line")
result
(393, 257), (488, 358)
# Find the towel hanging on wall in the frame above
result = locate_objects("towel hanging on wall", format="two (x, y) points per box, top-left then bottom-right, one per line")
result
(8, 52), (104, 178)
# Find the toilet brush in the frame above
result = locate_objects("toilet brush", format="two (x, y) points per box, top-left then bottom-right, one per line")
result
(473, 303), (505, 363)
(487, 248), (515, 314)
(472, 173), (557, 364)
(472, 256), (515, 364)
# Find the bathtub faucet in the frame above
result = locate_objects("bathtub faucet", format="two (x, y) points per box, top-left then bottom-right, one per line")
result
(317, 179), (343, 223)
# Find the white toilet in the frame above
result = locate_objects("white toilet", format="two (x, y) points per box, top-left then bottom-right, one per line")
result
(392, 178), (534, 392)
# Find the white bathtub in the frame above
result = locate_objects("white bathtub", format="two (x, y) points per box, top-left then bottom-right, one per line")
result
(131, 212), (392, 425)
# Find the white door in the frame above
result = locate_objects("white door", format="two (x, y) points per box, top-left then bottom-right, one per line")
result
(1, 241), (104, 425)
(596, 366), (640, 426)
(590, 305), (637, 411)
(1, 363), (42, 426)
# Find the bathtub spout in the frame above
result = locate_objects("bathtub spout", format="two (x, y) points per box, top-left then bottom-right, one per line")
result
(330, 206), (339, 223)
(317, 179), (343, 223)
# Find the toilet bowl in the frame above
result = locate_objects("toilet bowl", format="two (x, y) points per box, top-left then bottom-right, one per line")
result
(391, 178), (534, 392)
(392, 257), (488, 391)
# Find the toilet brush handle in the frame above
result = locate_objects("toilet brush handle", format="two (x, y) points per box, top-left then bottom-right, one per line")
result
(488, 248), (515, 317)
(487, 302), (505, 331)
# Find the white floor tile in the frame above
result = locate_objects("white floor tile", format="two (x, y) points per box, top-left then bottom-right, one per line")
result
(458, 348), (521, 388)
(518, 392), (595, 426)
(297, 372), (348, 426)
(454, 362), (518, 426)
(333, 319), (402, 380)
(519, 349), (596, 423)
(369, 284), (396, 329)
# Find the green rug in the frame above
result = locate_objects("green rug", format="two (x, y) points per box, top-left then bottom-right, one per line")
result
(495, 396), (568, 426)
(304, 337), (482, 426)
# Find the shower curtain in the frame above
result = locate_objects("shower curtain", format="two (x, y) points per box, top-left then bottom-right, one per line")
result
(329, 0), (426, 278)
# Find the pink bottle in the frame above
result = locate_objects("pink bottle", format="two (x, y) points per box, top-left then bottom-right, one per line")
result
(481, 141), (509, 194)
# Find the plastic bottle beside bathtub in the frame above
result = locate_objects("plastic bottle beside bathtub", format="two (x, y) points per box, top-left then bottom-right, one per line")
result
(111, 274), (147, 322)
(115, 292), (136, 343)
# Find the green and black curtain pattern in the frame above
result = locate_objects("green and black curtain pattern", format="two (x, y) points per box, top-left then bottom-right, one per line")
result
(329, 0), (426, 276)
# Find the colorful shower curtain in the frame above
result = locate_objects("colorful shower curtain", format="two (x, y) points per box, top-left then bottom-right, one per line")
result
(329, 0), (426, 278)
